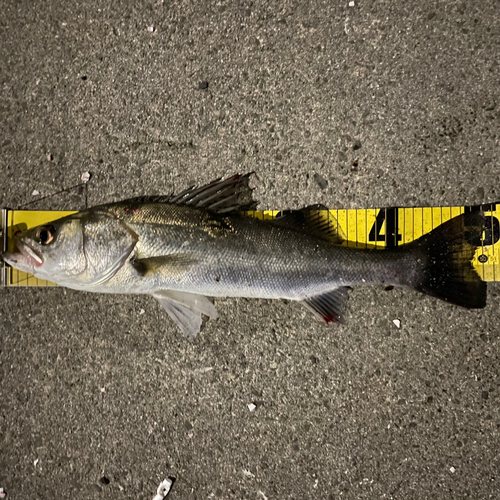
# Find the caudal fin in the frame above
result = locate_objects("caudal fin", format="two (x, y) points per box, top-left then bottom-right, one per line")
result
(409, 211), (486, 309)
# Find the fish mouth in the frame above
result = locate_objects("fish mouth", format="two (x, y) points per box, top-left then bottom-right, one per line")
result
(19, 240), (44, 267)
(3, 240), (44, 269)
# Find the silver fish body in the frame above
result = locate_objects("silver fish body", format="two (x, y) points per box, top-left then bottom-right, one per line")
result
(92, 202), (417, 298)
(2, 174), (487, 338)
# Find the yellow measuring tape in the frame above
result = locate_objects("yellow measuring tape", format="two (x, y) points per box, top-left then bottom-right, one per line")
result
(2, 204), (499, 286)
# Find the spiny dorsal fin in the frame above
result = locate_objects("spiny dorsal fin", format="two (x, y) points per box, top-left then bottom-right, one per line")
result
(301, 287), (351, 324)
(128, 173), (258, 214)
(272, 205), (346, 244)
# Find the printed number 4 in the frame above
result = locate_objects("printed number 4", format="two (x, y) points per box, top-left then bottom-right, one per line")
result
(368, 209), (401, 245)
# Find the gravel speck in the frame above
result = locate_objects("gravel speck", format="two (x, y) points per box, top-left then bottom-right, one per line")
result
(313, 173), (328, 190)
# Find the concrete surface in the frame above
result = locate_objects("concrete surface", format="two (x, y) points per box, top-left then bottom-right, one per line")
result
(1, 0), (499, 498)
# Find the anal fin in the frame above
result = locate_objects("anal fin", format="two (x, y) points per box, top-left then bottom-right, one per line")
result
(301, 287), (351, 324)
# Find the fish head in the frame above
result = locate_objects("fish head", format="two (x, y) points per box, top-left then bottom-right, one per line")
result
(3, 211), (138, 288)
(3, 216), (86, 282)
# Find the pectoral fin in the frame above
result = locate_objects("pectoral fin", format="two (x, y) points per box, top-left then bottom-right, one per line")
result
(152, 290), (218, 340)
(132, 253), (198, 277)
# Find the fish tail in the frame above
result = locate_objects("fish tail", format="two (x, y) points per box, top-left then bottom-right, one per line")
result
(408, 211), (486, 308)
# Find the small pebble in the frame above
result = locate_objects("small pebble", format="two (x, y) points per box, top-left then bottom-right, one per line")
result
(248, 403), (257, 412)
(47, 154), (53, 161)
(153, 478), (173, 500)
(34, 459), (39, 467)
(32, 190), (40, 196)
(393, 319), (401, 329)
(0, 487), (5, 499)
(313, 172), (328, 190)
(140, 309), (145, 315)
(450, 466), (456, 473)
(147, 26), (155, 32)
(81, 172), (91, 183)
(352, 140), (362, 150)
(199, 81), (209, 90)
(349, 1), (355, 6)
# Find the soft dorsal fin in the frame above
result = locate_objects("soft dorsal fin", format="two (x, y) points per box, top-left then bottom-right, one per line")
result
(301, 287), (351, 323)
(272, 205), (346, 244)
(126, 173), (258, 214)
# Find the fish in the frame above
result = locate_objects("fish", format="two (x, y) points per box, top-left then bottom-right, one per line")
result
(2, 173), (487, 339)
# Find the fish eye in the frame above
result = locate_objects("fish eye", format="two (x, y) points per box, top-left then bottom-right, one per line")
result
(36, 225), (56, 245)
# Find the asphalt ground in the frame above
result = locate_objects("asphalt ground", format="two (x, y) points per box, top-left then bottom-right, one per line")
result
(1, 1), (499, 499)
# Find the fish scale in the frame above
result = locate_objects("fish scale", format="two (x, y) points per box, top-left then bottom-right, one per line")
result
(105, 203), (412, 299)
